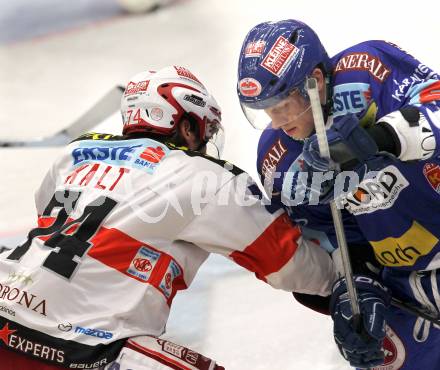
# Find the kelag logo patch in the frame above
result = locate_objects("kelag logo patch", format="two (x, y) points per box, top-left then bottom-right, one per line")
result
(127, 246), (161, 281)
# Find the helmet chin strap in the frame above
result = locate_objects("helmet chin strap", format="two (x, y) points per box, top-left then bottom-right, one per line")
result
(301, 72), (332, 123)
(196, 140), (208, 153)
(322, 73), (332, 122)
(293, 75), (331, 139)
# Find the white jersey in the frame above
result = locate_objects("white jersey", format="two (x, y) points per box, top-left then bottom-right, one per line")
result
(0, 133), (336, 368)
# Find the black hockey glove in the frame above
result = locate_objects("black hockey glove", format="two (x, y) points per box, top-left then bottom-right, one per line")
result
(330, 275), (391, 369)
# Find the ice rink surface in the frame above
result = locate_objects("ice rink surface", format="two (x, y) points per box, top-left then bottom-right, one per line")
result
(1, 0), (440, 368)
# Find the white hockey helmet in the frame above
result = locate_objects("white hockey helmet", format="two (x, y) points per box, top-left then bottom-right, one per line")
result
(121, 66), (224, 156)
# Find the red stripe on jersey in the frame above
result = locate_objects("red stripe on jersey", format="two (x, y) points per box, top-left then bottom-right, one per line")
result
(148, 254), (172, 287)
(37, 217), (65, 242)
(34, 215), (187, 305)
(229, 214), (300, 281)
(89, 228), (187, 304)
(420, 81), (440, 103)
(88, 227), (147, 277)
(38, 216), (58, 228)
(37, 216), (152, 279)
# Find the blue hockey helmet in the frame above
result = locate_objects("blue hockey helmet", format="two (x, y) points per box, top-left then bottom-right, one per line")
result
(237, 19), (331, 129)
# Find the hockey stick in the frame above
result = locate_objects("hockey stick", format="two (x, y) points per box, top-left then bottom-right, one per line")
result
(306, 77), (374, 369)
(305, 77), (362, 323)
(305, 78), (440, 370)
(0, 85), (124, 148)
(391, 297), (440, 326)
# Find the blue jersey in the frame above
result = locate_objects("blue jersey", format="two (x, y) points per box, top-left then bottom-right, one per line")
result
(257, 40), (440, 252)
(345, 156), (440, 370)
(257, 128), (365, 251)
(257, 40), (440, 370)
(331, 40), (440, 271)
(343, 157), (440, 271)
(331, 40), (440, 128)
(327, 41), (440, 370)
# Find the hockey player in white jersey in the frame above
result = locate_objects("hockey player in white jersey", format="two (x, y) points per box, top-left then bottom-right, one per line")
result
(0, 66), (337, 369)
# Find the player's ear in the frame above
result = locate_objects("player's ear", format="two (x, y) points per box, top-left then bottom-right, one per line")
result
(178, 119), (192, 141)
(311, 68), (325, 89)
(177, 118), (199, 150)
(311, 68), (326, 104)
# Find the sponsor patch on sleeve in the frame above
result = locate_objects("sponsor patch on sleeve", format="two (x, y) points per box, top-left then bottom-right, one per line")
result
(332, 83), (371, 118)
(127, 246), (161, 281)
(158, 260), (182, 298)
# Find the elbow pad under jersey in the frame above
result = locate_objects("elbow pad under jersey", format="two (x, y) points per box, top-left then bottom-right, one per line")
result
(376, 106), (436, 161)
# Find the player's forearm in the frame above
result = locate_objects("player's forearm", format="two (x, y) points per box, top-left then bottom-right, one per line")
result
(265, 237), (337, 295)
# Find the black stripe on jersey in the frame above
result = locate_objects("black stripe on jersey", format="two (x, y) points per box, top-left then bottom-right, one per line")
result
(71, 132), (125, 142)
(0, 316), (124, 368)
(165, 142), (244, 177)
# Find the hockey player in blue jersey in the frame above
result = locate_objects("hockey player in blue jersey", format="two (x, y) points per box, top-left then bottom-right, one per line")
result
(237, 19), (440, 370)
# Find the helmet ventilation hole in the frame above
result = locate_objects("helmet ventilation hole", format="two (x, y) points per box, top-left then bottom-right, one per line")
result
(289, 31), (299, 44)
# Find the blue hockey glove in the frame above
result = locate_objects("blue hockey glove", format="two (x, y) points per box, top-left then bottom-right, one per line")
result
(330, 275), (391, 369)
(300, 114), (379, 203)
(302, 114), (379, 172)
